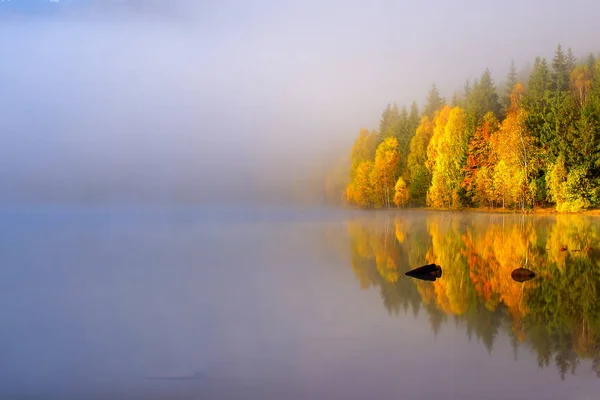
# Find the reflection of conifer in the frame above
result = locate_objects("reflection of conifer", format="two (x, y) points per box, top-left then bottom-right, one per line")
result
(508, 329), (520, 361)
(465, 303), (502, 355)
(466, 324), (473, 343)
(427, 303), (445, 338)
(411, 297), (421, 319)
(554, 346), (579, 380)
(379, 282), (401, 316)
(593, 353), (600, 378)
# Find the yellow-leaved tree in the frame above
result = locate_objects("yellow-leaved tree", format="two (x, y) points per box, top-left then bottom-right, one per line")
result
(425, 106), (451, 173)
(491, 83), (536, 210)
(346, 128), (377, 206)
(370, 137), (401, 208)
(406, 116), (435, 203)
(427, 107), (468, 208)
(394, 177), (409, 207)
(425, 106), (451, 207)
(347, 161), (374, 207)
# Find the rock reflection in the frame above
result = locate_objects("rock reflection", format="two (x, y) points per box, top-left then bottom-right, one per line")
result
(347, 213), (600, 380)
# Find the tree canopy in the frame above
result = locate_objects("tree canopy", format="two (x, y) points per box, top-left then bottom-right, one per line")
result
(339, 44), (600, 212)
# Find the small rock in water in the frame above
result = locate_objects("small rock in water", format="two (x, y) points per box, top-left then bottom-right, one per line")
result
(405, 264), (442, 281)
(511, 267), (536, 283)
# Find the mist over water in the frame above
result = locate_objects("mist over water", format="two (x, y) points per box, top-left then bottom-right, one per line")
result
(2, 208), (600, 399)
(2, 0), (600, 206)
(3, 4), (600, 398)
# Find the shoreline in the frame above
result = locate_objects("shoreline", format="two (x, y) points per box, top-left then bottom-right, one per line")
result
(363, 206), (600, 216)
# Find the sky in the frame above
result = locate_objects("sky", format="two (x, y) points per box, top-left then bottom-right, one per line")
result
(1, 0), (600, 205)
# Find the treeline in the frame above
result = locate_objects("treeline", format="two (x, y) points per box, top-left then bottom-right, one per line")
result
(344, 45), (600, 212)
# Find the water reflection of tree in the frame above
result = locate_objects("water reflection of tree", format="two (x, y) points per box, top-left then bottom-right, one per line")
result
(347, 212), (600, 380)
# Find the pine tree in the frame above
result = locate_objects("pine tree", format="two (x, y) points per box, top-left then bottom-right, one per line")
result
(408, 102), (420, 136)
(566, 47), (577, 72)
(423, 83), (445, 118)
(378, 103), (399, 142)
(502, 60), (518, 111)
(552, 44), (570, 93)
(464, 69), (501, 136)
(395, 106), (411, 163)
(524, 57), (553, 152)
(451, 92), (462, 107)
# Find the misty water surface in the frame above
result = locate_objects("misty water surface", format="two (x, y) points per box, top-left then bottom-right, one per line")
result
(2, 207), (600, 399)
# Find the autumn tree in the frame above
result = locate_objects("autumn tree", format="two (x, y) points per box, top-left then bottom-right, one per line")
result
(394, 177), (409, 207)
(347, 129), (378, 206)
(570, 65), (593, 111)
(349, 128), (377, 177)
(427, 107), (469, 208)
(347, 161), (374, 207)
(425, 106), (451, 173)
(546, 155), (591, 212)
(491, 83), (537, 210)
(339, 43), (600, 212)
(546, 156), (568, 207)
(370, 137), (401, 208)
(462, 112), (500, 206)
(407, 116), (435, 203)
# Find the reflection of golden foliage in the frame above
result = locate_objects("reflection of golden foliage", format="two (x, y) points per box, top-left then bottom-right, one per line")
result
(348, 220), (376, 290)
(395, 220), (405, 243)
(348, 218), (401, 285)
(426, 215), (471, 315)
(416, 279), (438, 305)
(346, 212), (600, 370)
(350, 258), (372, 290)
(463, 229), (499, 311)
(546, 215), (600, 271)
(376, 253), (399, 283)
(474, 218), (543, 340)
(487, 223), (532, 315)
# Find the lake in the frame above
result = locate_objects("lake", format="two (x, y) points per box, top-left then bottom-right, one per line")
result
(2, 207), (600, 399)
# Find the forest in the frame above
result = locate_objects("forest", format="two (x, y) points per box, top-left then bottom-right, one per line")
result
(338, 45), (600, 212)
(348, 213), (600, 379)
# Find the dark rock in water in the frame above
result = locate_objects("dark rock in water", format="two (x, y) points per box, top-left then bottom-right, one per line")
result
(511, 268), (536, 283)
(406, 264), (442, 281)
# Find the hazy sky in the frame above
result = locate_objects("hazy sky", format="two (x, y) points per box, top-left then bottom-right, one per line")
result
(1, 0), (599, 204)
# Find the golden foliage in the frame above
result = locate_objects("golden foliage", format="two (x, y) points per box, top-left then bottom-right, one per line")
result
(393, 177), (410, 207)
(490, 83), (535, 210)
(371, 137), (401, 208)
(427, 107), (468, 208)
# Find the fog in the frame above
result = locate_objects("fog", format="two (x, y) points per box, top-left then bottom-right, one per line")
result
(2, 0), (600, 205)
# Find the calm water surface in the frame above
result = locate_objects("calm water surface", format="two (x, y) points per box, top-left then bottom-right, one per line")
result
(1, 207), (600, 399)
